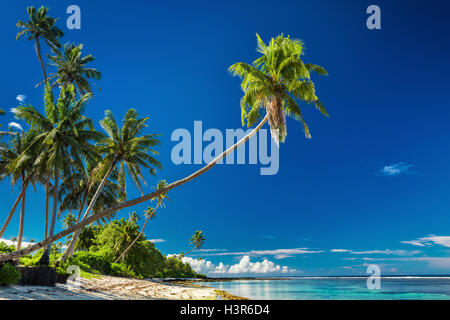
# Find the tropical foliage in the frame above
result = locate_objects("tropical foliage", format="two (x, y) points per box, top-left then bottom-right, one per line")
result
(0, 6), (329, 284)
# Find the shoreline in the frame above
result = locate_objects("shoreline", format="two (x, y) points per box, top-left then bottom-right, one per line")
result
(0, 275), (223, 300)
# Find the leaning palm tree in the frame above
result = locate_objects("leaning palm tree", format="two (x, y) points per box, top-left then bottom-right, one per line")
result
(185, 230), (206, 256)
(12, 84), (102, 265)
(16, 6), (64, 85)
(58, 109), (161, 263)
(44, 43), (101, 95)
(115, 180), (169, 263)
(0, 33), (329, 262)
(229, 33), (328, 144)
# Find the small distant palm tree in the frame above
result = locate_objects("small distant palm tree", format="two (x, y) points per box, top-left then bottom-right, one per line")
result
(113, 220), (137, 262)
(115, 180), (169, 263)
(187, 230), (206, 254)
(10, 236), (18, 243)
(16, 6), (64, 84)
(0, 108), (5, 128)
(62, 212), (76, 244)
(45, 43), (101, 95)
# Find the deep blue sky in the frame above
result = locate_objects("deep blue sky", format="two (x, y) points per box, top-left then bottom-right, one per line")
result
(1, 0), (450, 276)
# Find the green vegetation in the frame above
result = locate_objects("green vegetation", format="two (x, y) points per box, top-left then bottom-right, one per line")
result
(3, 213), (205, 280)
(0, 263), (21, 286)
(0, 5), (328, 272)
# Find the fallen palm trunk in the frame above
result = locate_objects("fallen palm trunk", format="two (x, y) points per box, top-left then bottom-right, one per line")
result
(0, 114), (268, 263)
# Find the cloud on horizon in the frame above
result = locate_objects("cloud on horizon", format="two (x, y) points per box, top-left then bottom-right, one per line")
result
(332, 248), (421, 256)
(197, 248), (323, 260)
(177, 255), (297, 275)
(401, 235), (450, 248)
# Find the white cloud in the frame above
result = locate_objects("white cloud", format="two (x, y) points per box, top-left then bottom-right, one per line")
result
(401, 240), (429, 247)
(364, 257), (450, 270)
(16, 94), (26, 103)
(198, 248), (228, 252)
(149, 238), (166, 243)
(379, 162), (415, 176)
(351, 249), (421, 256)
(8, 122), (23, 131)
(332, 248), (420, 256)
(177, 255), (296, 275)
(200, 248), (322, 259)
(0, 238), (33, 248)
(402, 235), (450, 248)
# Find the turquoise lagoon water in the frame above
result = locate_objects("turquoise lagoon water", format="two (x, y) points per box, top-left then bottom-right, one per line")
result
(204, 277), (450, 300)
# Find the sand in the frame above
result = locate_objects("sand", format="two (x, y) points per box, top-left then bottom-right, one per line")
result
(0, 275), (218, 300)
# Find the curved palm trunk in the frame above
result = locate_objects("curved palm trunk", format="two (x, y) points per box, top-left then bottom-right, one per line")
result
(0, 115), (268, 262)
(16, 190), (26, 250)
(44, 177), (50, 239)
(0, 180), (29, 239)
(39, 170), (59, 266)
(115, 204), (159, 263)
(35, 37), (47, 85)
(58, 162), (117, 264)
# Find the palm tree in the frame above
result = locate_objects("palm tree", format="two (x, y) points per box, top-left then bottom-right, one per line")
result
(0, 33), (329, 262)
(0, 126), (40, 250)
(58, 108), (161, 263)
(185, 230), (206, 256)
(44, 43), (101, 95)
(16, 6), (64, 85)
(229, 33), (328, 144)
(111, 218), (139, 262)
(12, 84), (102, 265)
(0, 108), (5, 127)
(115, 180), (169, 263)
(62, 212), (76, 243)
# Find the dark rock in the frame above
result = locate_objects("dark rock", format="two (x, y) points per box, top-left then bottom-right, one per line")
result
(56, 273), (69, 284)
(17, 266), (57, 286)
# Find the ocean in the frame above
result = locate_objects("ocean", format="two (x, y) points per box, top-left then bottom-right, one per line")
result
(204, 277), (450, 300)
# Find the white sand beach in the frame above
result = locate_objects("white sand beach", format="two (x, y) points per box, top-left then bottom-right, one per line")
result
(0, 276), (217, 300)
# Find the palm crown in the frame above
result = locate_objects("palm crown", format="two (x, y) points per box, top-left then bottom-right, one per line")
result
(47, 43), (101, 95)
(97, 109), (162, 196)
(229, 33), (328, 144)
(16, 6), (64, 84)
(16, 6), (63, 48)
(189, 230), (205, 251)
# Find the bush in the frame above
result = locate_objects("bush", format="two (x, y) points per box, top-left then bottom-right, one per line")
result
(71, 251), (112, 274)
(0, 242), (15, 254)
(110, 263), (139, 278)
(0, 263), (21, 286)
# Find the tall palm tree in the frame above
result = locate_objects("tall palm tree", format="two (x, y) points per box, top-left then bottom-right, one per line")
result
(12, 84), (102, 265)
(0, 126), (40, 250)
(0, 34), (329, 262)
(44, 43), (101, 95)
(115, 180), (169, 263)
(229, 33), (328, 144)
(58, 108), (161, 263)
(16, 6), (64, 85)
